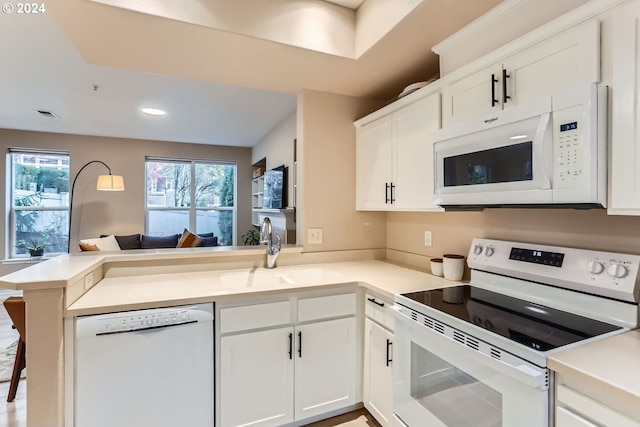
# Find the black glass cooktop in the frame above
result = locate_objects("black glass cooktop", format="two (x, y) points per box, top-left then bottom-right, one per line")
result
(400, 286), (621, 351)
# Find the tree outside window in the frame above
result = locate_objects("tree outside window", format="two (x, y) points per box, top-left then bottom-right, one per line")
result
(146, 159), (236, 245)
(10, 151), (70, 257)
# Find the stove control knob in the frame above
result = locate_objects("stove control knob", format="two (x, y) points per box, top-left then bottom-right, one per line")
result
(607, 263), (629, 279)
(485, 246), (495, 257)
(587, 260), (605, 275)
(473, 244), (483, 255)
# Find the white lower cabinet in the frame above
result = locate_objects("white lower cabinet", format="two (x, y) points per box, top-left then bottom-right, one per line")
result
(363, 294), (395, 427)
(220, 327), (295, 427)
(363, 318), (394, 426)
(295, 317), (357, 420)
(555, 384), (640, 427)
(219, 293), (357, 427)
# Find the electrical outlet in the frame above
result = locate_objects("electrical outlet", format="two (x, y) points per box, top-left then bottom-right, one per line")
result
(424, 231), (432, 247)
(84, 272), (94, 290)
(308, 228), (323, 244)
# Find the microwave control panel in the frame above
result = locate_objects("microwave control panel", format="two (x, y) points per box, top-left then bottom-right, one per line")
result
(553, 103), (586, 187)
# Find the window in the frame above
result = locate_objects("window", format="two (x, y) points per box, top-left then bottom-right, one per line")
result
(145, 158), (236, 245)
(9, 150), (70, 258)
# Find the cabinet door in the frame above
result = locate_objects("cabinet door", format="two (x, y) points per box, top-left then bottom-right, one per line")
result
(356, 115), (393, 210)
(220, 327), (294, 427)
(363, 319), (394, 427)
(441, 19), (599, 127)
(503, 19), (599, 111)
(393, 92), (442, 211)
(609, 0), (640, 214)
(441, 63), (503, 126)
(294, 317), (357, 420)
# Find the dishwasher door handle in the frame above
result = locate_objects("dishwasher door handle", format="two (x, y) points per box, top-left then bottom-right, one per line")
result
(96, 320), (198, 336)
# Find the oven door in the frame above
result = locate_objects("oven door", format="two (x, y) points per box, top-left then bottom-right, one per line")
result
(433, 96), (553, 207)
(393, 306), (549, 427)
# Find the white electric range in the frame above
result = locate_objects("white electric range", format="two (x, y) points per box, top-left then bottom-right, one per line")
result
(393, 238), (640, 427)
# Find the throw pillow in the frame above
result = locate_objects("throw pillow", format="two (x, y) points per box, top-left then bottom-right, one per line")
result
(79, 235), (122, 251)
(177, 229), (203, 248)
(100, 234), (141, 250)
(198, 236), (218, 247)
(79, 243), (99, 251)
(140, 234), (180, 249)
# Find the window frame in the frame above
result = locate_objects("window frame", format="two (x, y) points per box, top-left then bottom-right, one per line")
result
(144, 157), (237, 245)
(8, 148), (70, 259)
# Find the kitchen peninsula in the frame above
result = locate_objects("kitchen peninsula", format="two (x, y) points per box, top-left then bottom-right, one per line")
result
(0, 246), (455, 427)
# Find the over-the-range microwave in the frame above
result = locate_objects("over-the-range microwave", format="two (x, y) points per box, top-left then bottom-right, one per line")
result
(433, 83), (607, 210)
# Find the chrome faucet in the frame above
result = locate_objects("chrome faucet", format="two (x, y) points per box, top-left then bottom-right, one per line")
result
(260, 217), (281, 269)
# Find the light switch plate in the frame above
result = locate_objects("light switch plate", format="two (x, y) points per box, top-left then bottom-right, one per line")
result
(424, 231), (432, 247)
(308, 228), (323, 244)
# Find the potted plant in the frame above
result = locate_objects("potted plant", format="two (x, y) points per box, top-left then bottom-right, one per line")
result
(16, 238), (51, 259)
(241, 229), (261, 245)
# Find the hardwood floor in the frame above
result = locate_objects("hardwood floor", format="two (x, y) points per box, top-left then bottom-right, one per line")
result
(0, 289), (26, 427)
(303, 409), (382, 427)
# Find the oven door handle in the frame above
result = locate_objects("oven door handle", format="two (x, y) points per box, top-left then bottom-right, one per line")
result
(392, 306), (548, 390)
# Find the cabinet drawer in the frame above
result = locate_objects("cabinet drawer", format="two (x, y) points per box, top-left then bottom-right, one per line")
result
(220, 300), (291, 334)
(298, 293), (355, 322)
(365, 293), (394, 331)
(556, 385), (640, 427)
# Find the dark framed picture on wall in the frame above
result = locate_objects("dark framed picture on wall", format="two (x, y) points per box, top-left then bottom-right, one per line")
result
(263, 165), (287, 209)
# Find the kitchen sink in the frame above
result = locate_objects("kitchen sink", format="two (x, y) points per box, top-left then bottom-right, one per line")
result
(219, 267), (345, 289)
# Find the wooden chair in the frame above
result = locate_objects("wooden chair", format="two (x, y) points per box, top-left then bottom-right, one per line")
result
(3, 296), (26, 402)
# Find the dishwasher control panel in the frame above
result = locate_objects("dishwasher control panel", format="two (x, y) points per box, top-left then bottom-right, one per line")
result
(100, 309), (193, 333)
(75, 303), (214, 338)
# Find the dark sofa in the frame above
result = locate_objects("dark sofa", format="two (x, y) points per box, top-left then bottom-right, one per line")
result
(101, 232), (219, 250)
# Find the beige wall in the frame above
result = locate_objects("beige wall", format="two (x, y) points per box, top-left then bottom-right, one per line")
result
(251, 109), (297, 208)
(297, 90), (387, 252)
(0, 129), (252, 274)
(387, 209), (640, 263)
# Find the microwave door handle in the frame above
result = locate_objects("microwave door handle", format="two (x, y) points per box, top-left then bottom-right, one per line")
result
(535, 112), (552, 189)
(491, 74), (499, 107)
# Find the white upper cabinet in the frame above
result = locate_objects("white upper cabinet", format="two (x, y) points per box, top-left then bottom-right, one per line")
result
(355, 91), (442, 212)
(608, 0), (640, 215)
(393, 92), (441, 210)
(442, 19), (600, 127)
(355, 115), (393, 209)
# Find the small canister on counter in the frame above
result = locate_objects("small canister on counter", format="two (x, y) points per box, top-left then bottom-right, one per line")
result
(443, 254), (465, 281)
(430, 258), (443, 276)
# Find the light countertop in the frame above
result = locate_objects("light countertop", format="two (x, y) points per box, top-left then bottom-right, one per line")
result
(549, 329), (640, 419)
(66, 259), (458, 316)
(0, 246), (303, 290)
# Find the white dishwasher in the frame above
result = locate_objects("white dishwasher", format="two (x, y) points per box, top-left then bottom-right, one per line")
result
(74, 303), (214, 427)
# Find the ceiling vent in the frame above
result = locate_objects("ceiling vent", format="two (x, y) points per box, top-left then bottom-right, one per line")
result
(36, 110), (60, 119)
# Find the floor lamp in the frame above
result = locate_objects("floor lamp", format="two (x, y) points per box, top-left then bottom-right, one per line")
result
(68, 160), (125, 252)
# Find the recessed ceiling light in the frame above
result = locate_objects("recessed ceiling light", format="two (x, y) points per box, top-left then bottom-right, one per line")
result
(141, 107), (166, 116)
(510, 134), (528, 140)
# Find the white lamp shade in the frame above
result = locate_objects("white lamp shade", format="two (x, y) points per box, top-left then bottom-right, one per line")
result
(96, 174), (125, 191)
